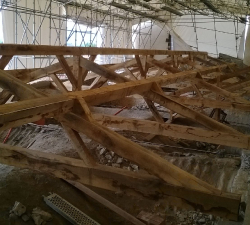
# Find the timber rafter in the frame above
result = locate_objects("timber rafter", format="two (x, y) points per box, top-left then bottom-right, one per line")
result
(0, 44), (249, 221)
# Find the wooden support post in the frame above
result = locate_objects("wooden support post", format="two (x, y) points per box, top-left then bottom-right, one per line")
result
(57, 55), (77, 90)
(135, 55), (146, 78)
(73, 56), (81, 80)
(78, 55), (97, 90)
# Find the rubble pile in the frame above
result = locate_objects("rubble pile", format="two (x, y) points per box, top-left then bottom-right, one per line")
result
(95, 145), (139, 171)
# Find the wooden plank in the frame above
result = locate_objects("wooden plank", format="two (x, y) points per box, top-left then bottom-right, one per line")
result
(124, 67), (138, 80)
(57, 55), (77, 89)
(78, 55), (97, 90)
(61, 124), (96, 165)
(0, 55), (13, 69)
(108, 58), (137, 71)
(66, 181), (145, 225)
(61, 112), (222, 195)
(0, 143), (240, 220)
(0, 95), (74, 125)
(194, 56), (216, 66)
(225, 78), (250, 92)
(0, 44), (208, 56)
(174, 86), (194, 96)
(192, 84), (202, 98)
(144, 98), (164, 123)
(209, 66), (250, 83)
(145, 90), (241, 134)
(0, 90), (12, 105)
(73, 55), (81, 80)
(0, 65), (241, 125)
(0, 115), (43, 132)
(50, 74), (68, 93)
(80, 56), (129, 83)
(168, 96), (250, 111)
(0, 69), (45, 100)
(77, 97), (94, 122)
(89, 76), (108, 89)
(147, 57), (180, 74)
(194, 78), (249, 103)
(29, 58), (73, 82)
(94, 114), (250, 149)
(135, 55), (146, 78)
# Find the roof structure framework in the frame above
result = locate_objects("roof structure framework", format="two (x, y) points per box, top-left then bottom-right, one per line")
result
(1, 44), (250, 222)
(0, 0), (247, 70)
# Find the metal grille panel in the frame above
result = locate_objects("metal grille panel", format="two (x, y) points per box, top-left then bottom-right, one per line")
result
(44, 193), (100, 225)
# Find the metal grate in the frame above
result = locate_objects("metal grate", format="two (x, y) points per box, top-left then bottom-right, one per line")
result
(44, 193), (100, 225)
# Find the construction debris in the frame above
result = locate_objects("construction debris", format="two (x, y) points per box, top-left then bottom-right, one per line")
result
(32, 207), (52, 225)
(10, 201), (26, 217)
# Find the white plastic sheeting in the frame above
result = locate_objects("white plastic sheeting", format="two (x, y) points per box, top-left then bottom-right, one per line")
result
(132, 21), (192, 59)
(173, 15), (245, 58)
(2, 0), (66, 69)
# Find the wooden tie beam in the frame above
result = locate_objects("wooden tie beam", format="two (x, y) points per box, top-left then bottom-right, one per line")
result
(0, 44), (249, 221)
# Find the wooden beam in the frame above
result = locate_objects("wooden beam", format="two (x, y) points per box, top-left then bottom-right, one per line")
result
(144, 98), (164, 123)
(57, 55), (77, 89)
(73, 55), (81, 80)
(0, 143), (240, 220)
(94, 114), (250, 149)
(0, 90), (12, 105)
(225, 78), (250, 92)
(0, 69), (45, 100)
(28, 58), (73, 82)
(78, 55), (97, 90)
(61, 124), (96, 165)
(194, 56), (216, 66)
(0, 95), (74, 125)
(168, 96), (250, 111)
(66, 181), (145, 225)
(0, 55), (13, 69)
(77, 97), (94, 122)
(61, 112), (222, 195)
(0, 115), (43, 132)
(0, 65), (242, 125)
(135, 55), (146, 78)
(147, 57), (180, 74)
(194, 78), (249, 103)
(145, 90), (241, 134)
(108, 58), (137, 71)
(0, 44), (208, 56)
(80, 56), (129, 83)
(50, 74), (68, 93)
